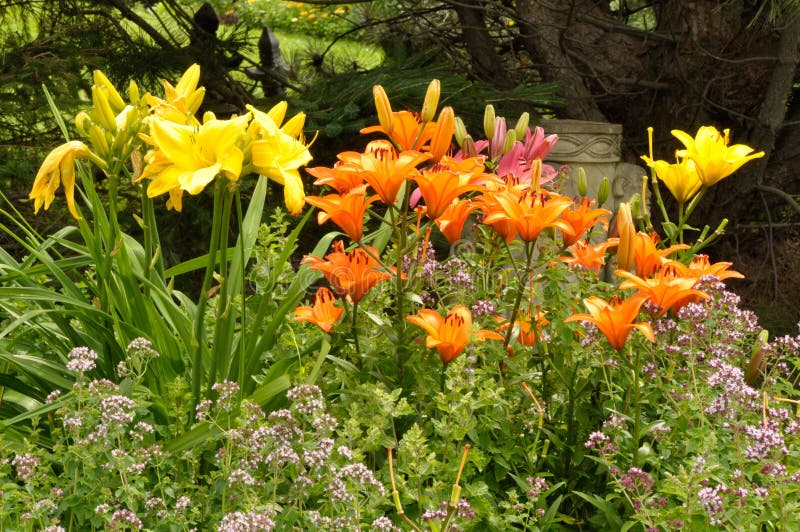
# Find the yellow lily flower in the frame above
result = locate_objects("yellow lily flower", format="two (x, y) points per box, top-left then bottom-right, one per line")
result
(671, 126), (764, 187)
(247, 104), (313, 215)
(143, 113), (249, 202)
(30, 141), (98, 220)
(641, 155), (703, 204)
(144, 64), (206, 124)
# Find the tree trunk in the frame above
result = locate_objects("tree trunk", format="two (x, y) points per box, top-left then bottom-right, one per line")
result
(515, 0), (608, 122)
(451, 1), (513, 85)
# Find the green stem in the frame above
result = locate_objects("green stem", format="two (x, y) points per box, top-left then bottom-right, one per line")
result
(235, 190), (246, 391)
(351, 299), (361, 355)
(503, 240), (535, 349)
(649, 174), (670, 231)
(207, 183), (235, 394)
(631, 343), (641, 467)
(191, 179), (226, 412)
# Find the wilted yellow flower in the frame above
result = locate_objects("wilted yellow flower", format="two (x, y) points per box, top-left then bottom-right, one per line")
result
(247, 104), (313, 215)
(30, 141), (102, 220)
(672, 126), (764, 187)
(143, 113), (249, 206)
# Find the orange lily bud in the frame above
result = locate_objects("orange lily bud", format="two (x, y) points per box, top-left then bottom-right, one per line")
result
(616, 202), (636, 271)
(373, 85), (393, 135)
(430, 106), (455, 162)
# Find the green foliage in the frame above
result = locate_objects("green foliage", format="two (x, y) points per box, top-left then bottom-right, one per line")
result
(3, 61), (799, 532)
(236, 0), (357, 39)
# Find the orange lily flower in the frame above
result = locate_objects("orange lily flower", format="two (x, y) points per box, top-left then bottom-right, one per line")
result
(617, 267), (710, 316)
(561, 239), (619, 273)
(302, 241), (393, 303)
(560, 197), (611, 247)
(338, 140), (430, 205)
(413, 164), (482, 220)
(294, 287), (344, 333)
(496, 308), (549, 347)
(305, 185), (378, 241)
(482, 188), (574, 242)
(306, 162), (364, 194)
(631, 232), (689, 278)
(670, 254), (745, 282)
(361, 110), (437, 151)
(407, 305), (474, 364)
(565, 294), (655, 351)
(435, 199), (477, 244)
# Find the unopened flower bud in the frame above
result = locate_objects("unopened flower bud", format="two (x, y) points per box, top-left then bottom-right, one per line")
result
(128, 80), (140, 106)
(514, 112), (530, 139)
(267, 100), (288, 126)
(629, 193), (642, 219)
(420, 79), (440, 122)
(281, 112), (306, 138)
(462, 135), (477, 158)
(483, 104), (496, 140)
(88, 124), (110, 158)
(92, 85), (118, 132)
(373, 85), (393, 135)
(93, 70), (126, 113)
(430, 106), (455, 162)
(597, 176), (610, 205)
(616, 202), (635, 272)
(454, 116), (467, 146)
(74, 111), (93, 137)
(502, 129), (517, 155)
(745, 329), (769, 386)
(185, 87), (206, 117)
(576, 167), (588, 197)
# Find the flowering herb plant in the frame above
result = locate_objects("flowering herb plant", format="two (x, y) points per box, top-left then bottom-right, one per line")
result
(2, 67), (797, 531)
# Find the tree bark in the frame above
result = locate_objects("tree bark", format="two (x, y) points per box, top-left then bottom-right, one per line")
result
(515, 0), (608, 121)
(450, 1), (513, 85)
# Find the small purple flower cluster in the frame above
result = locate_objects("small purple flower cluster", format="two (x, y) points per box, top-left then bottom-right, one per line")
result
(66, 346), (98, 373)
(217, 509), (275, 531)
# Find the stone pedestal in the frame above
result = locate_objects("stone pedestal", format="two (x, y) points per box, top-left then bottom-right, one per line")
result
(541, 119), (643, 209)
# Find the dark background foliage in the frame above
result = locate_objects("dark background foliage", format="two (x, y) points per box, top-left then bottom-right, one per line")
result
(1, 0), (798, 332)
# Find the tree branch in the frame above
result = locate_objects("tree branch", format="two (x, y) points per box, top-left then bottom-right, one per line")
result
(755, 184), (800, 217)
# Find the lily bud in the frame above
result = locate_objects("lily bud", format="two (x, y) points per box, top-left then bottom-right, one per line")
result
(483, 104), (496, 140)
(462, 135), (477, 158)
(185, 87), (206, 117)
(93, 70), (126, 113)
(420, 79), (440, 122)
(267, 100), (288, 126)
(576, 167), (588, 197)
(616, 202), (635, 271)
(128, 80), (140, 106)
(514, 112), (530, 139)
(88, 124), (110, 158)
(91, 85), (117, 132)
(429, 106), (455, 162)
(281, 112), (307, 138)
(373, 85), (394, 135)
(745, 329), (769, 387)
(597, 176), (610, 205)
(629, 193), (642, 219)
(74, 111), (93, 137)
(501, 129), (517, 155)
(454, 116), (467, 146)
